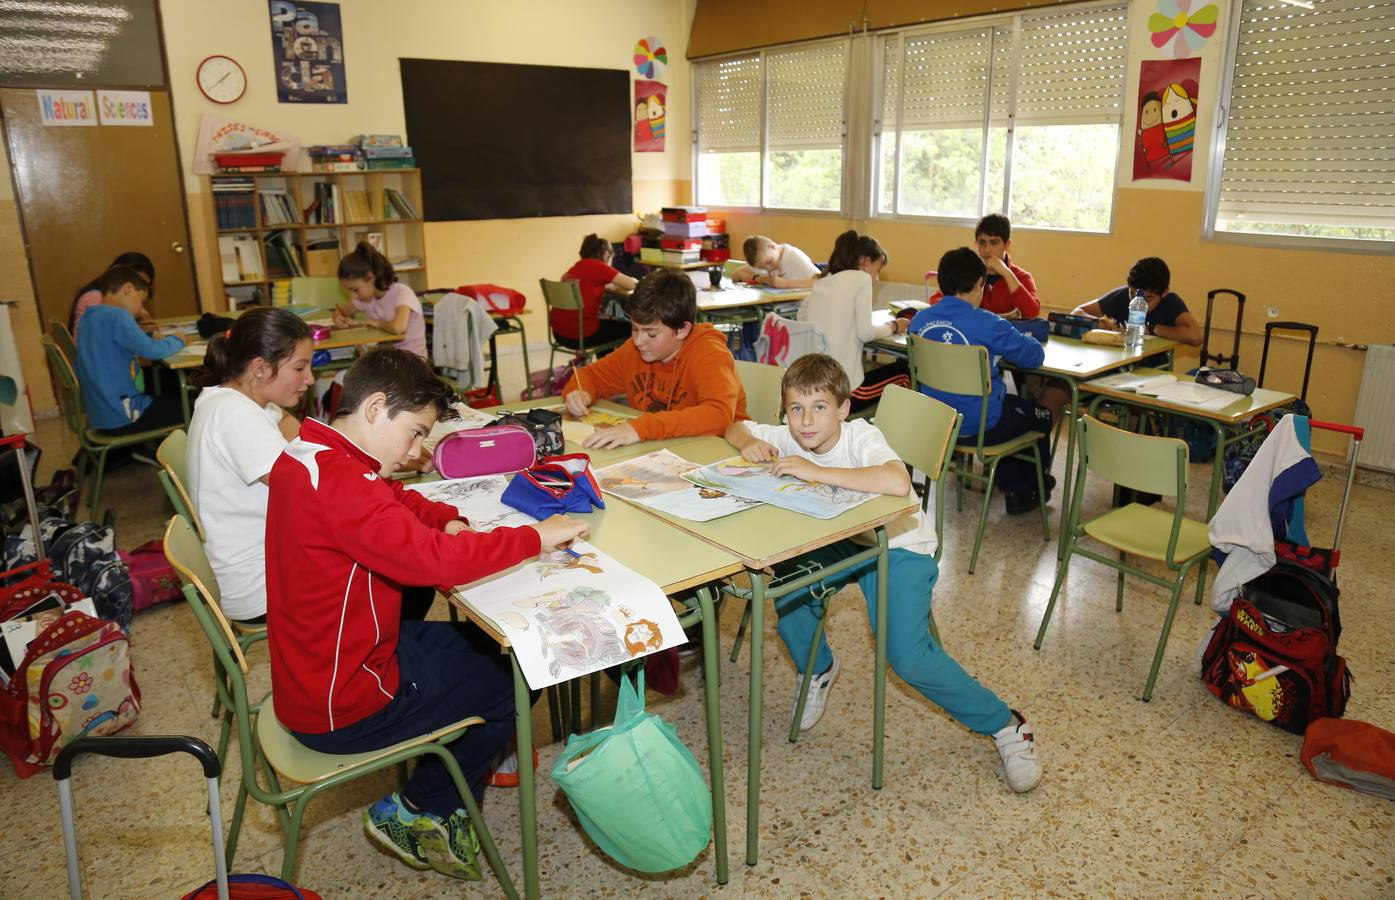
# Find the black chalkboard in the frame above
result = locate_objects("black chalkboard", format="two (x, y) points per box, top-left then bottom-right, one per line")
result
(400, 58), (633, 221)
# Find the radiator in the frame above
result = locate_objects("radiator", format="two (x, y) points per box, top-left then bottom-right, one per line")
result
(1354, 344), (1395, 473)
(876, 281), (928, 304)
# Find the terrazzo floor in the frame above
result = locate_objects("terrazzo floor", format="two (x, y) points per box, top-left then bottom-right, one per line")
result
(3, 342), (1392, 899)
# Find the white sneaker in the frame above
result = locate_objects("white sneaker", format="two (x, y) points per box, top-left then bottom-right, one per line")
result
(992, 709), (1042, 793)
(792, 653), (840, 733)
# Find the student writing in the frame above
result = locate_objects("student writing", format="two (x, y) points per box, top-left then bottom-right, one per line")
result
(335, 241), (427, 358)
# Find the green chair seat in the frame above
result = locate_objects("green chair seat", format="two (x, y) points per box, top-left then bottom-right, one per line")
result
(256, 693), (479, 785)
(88, 424), (178, 446)
(1082, 505), (1211, 562)
(974, 431), (1044, 459)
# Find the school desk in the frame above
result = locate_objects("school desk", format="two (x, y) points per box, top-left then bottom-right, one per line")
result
(444, 476), (743, 899)
(612, 434), (917, 867)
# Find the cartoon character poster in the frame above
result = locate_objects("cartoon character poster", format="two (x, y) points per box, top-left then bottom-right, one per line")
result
(634, 80), (666, 153)
(1133, 58), (1200, 182)
(268, 1), (348, 104)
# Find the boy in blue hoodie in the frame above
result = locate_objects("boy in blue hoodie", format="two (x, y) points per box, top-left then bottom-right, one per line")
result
(908, 248), (1054, 515)
(75, 265), (186, 434)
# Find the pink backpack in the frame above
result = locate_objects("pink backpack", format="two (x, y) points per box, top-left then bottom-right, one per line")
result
(119, 540), (183, 613)
(433, 425), (536, 479)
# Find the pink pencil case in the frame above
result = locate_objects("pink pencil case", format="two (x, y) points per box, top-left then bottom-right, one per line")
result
(433, 425), (536, 479)
(310, 324), (332, 340)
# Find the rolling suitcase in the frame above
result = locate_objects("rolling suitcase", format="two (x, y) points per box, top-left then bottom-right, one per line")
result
(1201, 288), (1246, 369)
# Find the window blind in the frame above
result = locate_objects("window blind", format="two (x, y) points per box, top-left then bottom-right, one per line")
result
(766, 41), (847, 150)
(1217, 0), (1395, 229)
(1013, 3), (1128, 126)
(695, 54), (762, 153)
(900, 28), (993, 130)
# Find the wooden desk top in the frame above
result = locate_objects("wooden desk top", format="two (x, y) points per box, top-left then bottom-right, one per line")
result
(161, 324), (397, 370)
(691, 280), (810, 312)
(876, 332), (1178, 380)
(1081, 367), (1295, 424)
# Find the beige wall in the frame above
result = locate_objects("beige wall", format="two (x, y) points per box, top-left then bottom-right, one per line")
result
(3, 0), (694, 414)
(715, 0), (1394, 458)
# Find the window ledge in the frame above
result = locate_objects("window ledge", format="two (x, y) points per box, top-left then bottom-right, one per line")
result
(870, 212), (1112, 236)
(1205, 229), (1395, 257)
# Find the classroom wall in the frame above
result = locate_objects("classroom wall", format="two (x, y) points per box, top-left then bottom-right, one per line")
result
(710, 0), (1395, 458)
(2, 0), (695, 414)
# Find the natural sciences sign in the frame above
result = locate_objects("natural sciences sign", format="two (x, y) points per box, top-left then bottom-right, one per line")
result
(97, 90), (154, 127)
(36, 90), (97, 126)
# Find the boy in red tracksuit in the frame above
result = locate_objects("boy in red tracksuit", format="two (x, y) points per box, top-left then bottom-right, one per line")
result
(265, 348), (587, 880)
(929, 214), (1040, 320)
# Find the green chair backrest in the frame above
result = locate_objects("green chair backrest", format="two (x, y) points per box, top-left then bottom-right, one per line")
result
(157, 430), (204, 538)
(735, 360), (785, 426)
(875, 384), (962, 483)
(539, 278), (584, 312)
(41, 337), (88, 437)
(290, 277), (347, 310)
(48, 318), (77, 365)
(164, 515), (233, 649)
(906, 336), (991, 399)
(1080, 415), (1188, 498)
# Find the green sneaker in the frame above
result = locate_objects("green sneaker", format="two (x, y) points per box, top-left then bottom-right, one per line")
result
(363, 792), (430, 870)
(413, 808), (482, 881)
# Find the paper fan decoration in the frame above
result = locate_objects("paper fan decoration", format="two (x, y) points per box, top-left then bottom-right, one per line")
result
(633, 36), (667, 79)
(1148, 0), (1218, 58)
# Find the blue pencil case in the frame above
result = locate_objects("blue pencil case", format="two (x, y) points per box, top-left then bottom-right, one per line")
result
(501, 453), (605, 518)
(1010, 318), (1050, 344)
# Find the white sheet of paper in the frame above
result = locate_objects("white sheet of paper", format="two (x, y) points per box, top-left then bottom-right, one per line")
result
(683, 457), (879, 520)
(597, 449), (760, 522)
(1092, 372), (1177, 392)
(1150, 381), (1240, 410)
(406, 475), (535, 532)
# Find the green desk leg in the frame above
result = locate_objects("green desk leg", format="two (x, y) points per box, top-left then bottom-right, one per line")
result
(696, 585), (730, 884)
(872, 527), (889, 790)
(1056, 378), (1080, 559)
(512, 654), (539, 900)
(177, 369), (192, 426)
(745, 571), (766, 867)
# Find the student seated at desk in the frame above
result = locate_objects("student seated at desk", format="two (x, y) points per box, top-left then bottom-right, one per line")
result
(562, 269), (749, 449)
(909, 248), (1054, 516)
(1072, 256), (1202, 347)
(796, 230), (910, 413)
(731, 235), (820, 289)
(265, 348), (588, 880)
(554, 233), (637, 350)
(70, 251), (156, 338)
(75, 265), (186, 434)
(335, 241), (427, 358)
(724, 354), (1042, 793)
(930, 214), (1040, 320)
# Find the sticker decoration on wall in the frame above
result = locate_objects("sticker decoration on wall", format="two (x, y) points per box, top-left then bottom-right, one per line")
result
(633, 36), (667, 79)
(268, 0), (348, 104)
(1132, 58), (1201, 183)
(634, 80), (666, 153)
(1148, 0), (1219, 58)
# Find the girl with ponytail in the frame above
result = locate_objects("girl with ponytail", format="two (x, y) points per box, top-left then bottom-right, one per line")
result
(186, 307), (314, 624)
(797, 229), (910, 413)
(335, 241), (427, 358)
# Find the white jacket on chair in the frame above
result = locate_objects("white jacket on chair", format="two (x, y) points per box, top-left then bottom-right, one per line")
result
(431, 292), (498, 388)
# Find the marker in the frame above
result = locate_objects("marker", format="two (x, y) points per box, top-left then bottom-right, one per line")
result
(561, 545), (582, 559)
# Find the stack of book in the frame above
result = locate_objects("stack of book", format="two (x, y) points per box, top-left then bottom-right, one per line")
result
(383, 188), (419, 220)
(308, 144), (364, 172)
(215, 151), (283, 174)
(263, 230), (306, 279)
(304, 181), (341, 225)
(258, 189), (299, 225)
(353, 134), (416, 170)
(212, 178), (256, 229)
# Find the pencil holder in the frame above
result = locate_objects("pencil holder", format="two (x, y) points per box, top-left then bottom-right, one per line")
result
(501, 454), (605, 518)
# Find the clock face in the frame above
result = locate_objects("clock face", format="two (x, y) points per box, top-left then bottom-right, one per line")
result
(197, 55), (247, 105)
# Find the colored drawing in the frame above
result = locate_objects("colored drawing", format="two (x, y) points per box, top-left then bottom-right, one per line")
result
(634, 80), (666, 153)
(1132, 58), (1201, 183)
(633, 36), (667, 79)
(597, 450), (761, 522)
(407, 475), (535, 532)
(682, 456), (878, 520)
(1148, 0), (1218, 58)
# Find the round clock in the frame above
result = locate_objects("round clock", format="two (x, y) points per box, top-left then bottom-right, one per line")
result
(196, 55), (247, 105)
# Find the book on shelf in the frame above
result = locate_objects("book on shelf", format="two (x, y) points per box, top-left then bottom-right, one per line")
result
(383, 188), (419, 220)
(263, 230), (305, 279)
(218, 235), (264, 282)
(390, 256), (422, 270)
(351, 231), (383, 252)
(343, 190), (375, 223)
(212, 178), (256, 229)
(258, 189), (299, 225)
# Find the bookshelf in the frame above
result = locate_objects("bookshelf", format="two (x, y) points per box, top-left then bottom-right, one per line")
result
(206, 168), (429, 310)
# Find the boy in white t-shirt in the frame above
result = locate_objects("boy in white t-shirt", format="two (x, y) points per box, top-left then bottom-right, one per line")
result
(724, 353), (1043, 792)
(733, 235), (821, 289)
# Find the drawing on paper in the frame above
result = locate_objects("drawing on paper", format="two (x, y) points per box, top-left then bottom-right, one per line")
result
(683, 456), (879, 520)
(495, 586), (630, 679)
(537, 549), (604, 578)
(596, 450), (761, 522)
(623, 617), (662, 655)
(407, 475), (534, 532)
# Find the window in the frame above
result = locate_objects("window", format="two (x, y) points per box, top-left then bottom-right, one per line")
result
(876, 3), (1128, 231)
(695, 41), (848, 211)
(1206, 0), (1395, 245)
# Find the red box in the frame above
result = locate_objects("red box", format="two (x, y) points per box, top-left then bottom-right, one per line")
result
(660, 237), (702, 250)
(700, 248), (731, 262)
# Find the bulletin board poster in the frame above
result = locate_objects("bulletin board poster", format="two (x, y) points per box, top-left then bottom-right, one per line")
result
(634, 80), (666, 153)
(268, 0), (348, 104)
(1133, 58), (1200, 183)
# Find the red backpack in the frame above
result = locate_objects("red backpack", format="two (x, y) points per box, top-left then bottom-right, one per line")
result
(1202, 562), (1352, 734)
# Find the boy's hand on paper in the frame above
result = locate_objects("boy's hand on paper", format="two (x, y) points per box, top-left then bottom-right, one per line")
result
(583, 423), (640, 449)
(740, 440), (779, 464)
(443, 519), (472, 535)
(533, 515), (589, 551)
(771, 455), (821, 482)
(564, 390), (593, 418)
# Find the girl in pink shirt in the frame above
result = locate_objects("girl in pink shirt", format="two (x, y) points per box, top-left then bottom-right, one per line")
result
(335, 242), (427, 358)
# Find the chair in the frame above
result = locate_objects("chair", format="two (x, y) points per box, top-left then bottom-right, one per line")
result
(156, 429), (205, 539)
(735, 360), (785, 425)
(48, 318), (77, 365)
(1033, 416), (1211, 701)
(163, 516), (517, 891)
(42, 337), (179, 515)
(539, 278), (628, 375)
(289, 276), (347, 311)
(906, 335), (1050, 574)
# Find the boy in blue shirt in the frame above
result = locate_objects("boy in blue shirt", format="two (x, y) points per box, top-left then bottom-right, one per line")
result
(75, 265), (185, 434)
(909, 248), (1054, 515)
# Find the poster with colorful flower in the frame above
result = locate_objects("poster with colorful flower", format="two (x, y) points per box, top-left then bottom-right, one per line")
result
(1133, 58), (1201, 182)
(633, 36), (667, 79)
(634, 80), (666, 153)
(1148, 0), (1219, 58)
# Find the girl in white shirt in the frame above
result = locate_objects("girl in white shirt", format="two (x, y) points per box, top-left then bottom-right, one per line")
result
(187, 308), (315, 624)
(797, 230), (910, 413)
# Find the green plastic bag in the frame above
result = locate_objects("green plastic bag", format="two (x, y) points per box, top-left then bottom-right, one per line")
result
(551, 669), (712, 872)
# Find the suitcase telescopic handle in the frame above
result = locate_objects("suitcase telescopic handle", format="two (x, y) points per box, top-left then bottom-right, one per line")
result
(1259, 321), (1318, 400)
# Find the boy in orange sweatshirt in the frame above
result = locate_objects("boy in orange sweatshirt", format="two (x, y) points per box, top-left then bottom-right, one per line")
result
(562, 269), (748, 449)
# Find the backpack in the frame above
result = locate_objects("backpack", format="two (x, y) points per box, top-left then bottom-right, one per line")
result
(46, 522), (133, 632)
(119, 539), (184, 612)
(0, 609), (141, 777)
(1201, 562), (1351, 734)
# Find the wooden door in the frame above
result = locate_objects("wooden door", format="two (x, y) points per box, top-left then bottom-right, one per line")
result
(1, 88), (198, 324)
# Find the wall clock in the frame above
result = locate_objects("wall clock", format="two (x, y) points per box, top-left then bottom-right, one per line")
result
(197, 55), (247, 105)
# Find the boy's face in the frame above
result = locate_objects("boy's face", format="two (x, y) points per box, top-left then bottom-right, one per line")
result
(754, 241), (780, 270)
(359, 396), (437, 476)
(975, 233), (1010, 262)
(109, 283), (149, 315)
(1132, 288), (1165, 311)
(783, 386), (849, 455)
(631, 319), (691, 364)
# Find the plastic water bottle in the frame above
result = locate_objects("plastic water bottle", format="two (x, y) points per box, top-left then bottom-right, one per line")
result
(1124, 291), (1148, 352)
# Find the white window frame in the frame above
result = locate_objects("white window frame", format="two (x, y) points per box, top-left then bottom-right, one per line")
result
(691, 37), (851, 216)
(1202, 0), (1395, 254)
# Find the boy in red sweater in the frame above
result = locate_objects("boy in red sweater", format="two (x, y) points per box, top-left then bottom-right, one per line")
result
(929, 214), (1040, 319)
(561, 269), (748, 449)
(265, 349), (587, 880)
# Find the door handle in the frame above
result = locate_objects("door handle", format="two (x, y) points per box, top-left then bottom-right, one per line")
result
(171, 241), (185, 254)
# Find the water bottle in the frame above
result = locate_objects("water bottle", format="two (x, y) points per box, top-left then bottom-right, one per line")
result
(1124, 291), (1148, 352)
